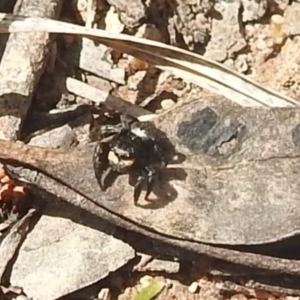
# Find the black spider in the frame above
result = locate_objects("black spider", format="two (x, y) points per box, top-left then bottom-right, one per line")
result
(93, 114), (168, 204)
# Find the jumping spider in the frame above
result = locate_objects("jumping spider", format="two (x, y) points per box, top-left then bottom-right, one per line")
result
(93, 114), (168, 204)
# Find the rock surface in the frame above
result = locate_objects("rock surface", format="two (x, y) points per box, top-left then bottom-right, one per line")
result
(10, 201), (135, 300)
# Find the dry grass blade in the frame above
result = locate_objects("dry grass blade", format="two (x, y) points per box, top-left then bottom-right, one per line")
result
(0, 13), (298, 109)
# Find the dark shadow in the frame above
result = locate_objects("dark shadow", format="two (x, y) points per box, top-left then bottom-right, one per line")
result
(0, 93), (40, 119)
(203, 259), (300, 296)
(0, 0), (17, 59)
(21, 104), (95, 141)
(263, 36), (289, 61)
(60, 257), (300, 300)
(135, 69), (179, 109)
(265, 0), (286, 16)
(56, 34), (86, 79)
(30, 67), (67, 113)
(131, 166), (187, 210)
(221, 234), (300, 260)
(146, 0), (173, 45)
(147, 0), (211, 53)
(0, 0), (16, 12)
(208, 7), (223, 21)
(0, 75), (91, 141)
(58, 33), (114, 82)
(57, 256), (140, 300)
(140, 90), (179, 112)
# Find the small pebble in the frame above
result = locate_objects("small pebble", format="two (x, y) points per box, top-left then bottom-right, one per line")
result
(230, 294), (248, 300)
(123, 287), (134, 297)
(266, 39), (274, 48)
(245, 24), (255, 38)
(224, 59), (237, 71)
(105, 5), (124, 33)
(256, 39), (267, 51)
(98, 288), (111, 300)
(235, 55), (249, 73)
(161, 99), (175, 110)
(15, 296), (28, 300)
(157, 71), (172, 86)
(286, 297), (300, 300)
(188, 281), (199, 293)
(165, 279), (173, 289)
(139, 275), (153, 287)
(198, 276), (209, 285)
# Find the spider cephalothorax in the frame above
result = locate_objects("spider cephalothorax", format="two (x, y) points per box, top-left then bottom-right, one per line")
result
(93, 115), (168, 204)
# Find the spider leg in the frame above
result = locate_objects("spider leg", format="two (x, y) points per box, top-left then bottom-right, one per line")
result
(93, 142), (109, 190)
(157, 169), (163, 181)
(93, 141), (119, 191)
(133, 166), (157, 203)
(145, 167), (156, 200)
(120, 114), (132, 131)
(133, 173), (145, 205)
(121, 113), (139, 131)
(100, 166), (112, 188)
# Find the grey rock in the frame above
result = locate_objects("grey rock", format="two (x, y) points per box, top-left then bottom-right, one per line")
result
(169, 0), (213, 49)
(0, 116), (21, 141)
(141, 259), (180, 273)
(284, 2), (300, 36)
(28, 124), (77, 149)
(106, 0), (146, 28)
(10, 211), (134, 300)
(241, 0), (267, 22)
(205, 1), (246, 61)
(63, 38), (125, 85)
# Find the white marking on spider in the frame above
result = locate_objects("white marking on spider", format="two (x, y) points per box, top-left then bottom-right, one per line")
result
(131, 127), (148, 138)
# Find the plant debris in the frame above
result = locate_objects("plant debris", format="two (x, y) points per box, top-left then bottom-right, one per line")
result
(0, 0), (300, 299)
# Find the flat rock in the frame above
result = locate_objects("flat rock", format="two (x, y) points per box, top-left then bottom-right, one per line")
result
(28, 124), (77, 148)
(140, 259), (180, 273)
(63, 37), (125, 85)
(10, 199), (135, 300)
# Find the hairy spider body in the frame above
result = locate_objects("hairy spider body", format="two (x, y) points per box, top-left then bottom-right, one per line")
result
(93, 115), (167, 204)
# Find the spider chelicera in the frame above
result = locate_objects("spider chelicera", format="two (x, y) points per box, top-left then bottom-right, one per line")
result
(93, 114), (168, 204)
